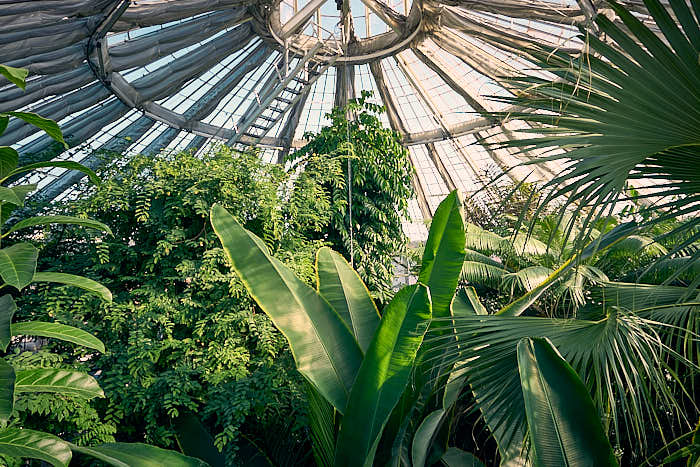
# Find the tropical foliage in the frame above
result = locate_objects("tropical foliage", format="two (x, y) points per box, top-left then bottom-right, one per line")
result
(0, 66), (204, 466)
(492, 0), (700, 267)
(15, 148), (331, 463)
(292, 90), (414, 302)
(209, 192), (469, 466)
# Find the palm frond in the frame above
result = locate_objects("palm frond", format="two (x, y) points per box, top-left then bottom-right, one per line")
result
(490, 0), (700, 261)
(429, 312), (694, 460)
(502, 266), (554, 294)
(461, 261), (508, 289)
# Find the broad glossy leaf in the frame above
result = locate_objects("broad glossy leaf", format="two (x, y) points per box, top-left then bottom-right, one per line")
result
(0, 65), (28, 90)
(0, 117), (7, 136)
(0, 147), (18, 179)
(308, 383), (336, 467)
(334, 284), (432, 466)
(7, 184), (36, 207)
(173, 413), (226, 467)
(452, 287), (486, 316)
(412, 409), (446, 467)
(517, 337), (618, 466)
(11, 321), (104, 353)
(316, 246), (379, 352)
(14, 369), (104, 399)
(4, 215), (113, 237)
(440, 448), (485, 467)
(0, 295), (16, 351)
(72, 442), (207, 467)
(5, 112), (66, 148)
(0, 428), (71, 467)
(0, 186), (21, 205)
(32, 272), (112, 302)
(419, 190), (466, 321)
(8, 161), (100, 186)
(0, 243), (38, 290)
(0, 357), (15, 422)
(210, 203), (362, 413)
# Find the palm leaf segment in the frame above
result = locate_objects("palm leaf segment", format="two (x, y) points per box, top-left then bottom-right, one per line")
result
(493, 0), (700, 260)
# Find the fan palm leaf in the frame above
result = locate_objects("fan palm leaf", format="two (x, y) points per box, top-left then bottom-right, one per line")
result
(491, 0), (700, 257)
(428, 312), (692, 461)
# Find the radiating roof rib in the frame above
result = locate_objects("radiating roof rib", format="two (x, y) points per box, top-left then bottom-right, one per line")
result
(0, 0), (665, 235)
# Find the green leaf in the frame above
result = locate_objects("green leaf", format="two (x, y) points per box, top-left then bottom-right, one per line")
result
(0, 357), (15, 423)
(308, 383), (336, 467)
(0, 295), (16, 352)
(440, 448), (485, 467)
(0, 243), (38, 290)
(0, 117), (7, 136)
(7, 161), (100, 186)
(4, 215), (113, 237)
(5, 112), (66, 148)
(173, 413), (226, 467)
(72, 442), (208, 467)
(32, 272), (112, 302)
(0, 65), (28, 90)
(11, 321), (104, 353)
(0, 186), (21, 205)
(412, 409), (446, 467)
(210, 203), (362, 413)
(0, 147), (18, 179)
(452, 287), (487, 316)
(498, 223), (637, 316)
(316, 246), (380, 352)
(334, 284), (432, 466)
(7, 184), (37, 206)
(14, 369), (104, 399)
(419, 190), (466, 321)
(0, 428), (71, 467)
(517, 337), (618, 466)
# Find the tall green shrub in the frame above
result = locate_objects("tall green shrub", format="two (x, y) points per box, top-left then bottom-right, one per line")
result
(293, 91), (414, 302)
(15, 148), (337, 462)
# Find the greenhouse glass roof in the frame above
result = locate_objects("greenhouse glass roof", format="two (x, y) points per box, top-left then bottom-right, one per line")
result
(0, 0), (657, 238)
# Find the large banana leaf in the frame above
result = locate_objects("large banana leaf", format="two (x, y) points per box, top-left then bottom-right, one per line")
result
(517, 337), (618, 466)
(72, 442), (207, 467)
(334, 284), (432, 466)
(14, 369), (103, 399)
(412, 409), (446, 467)
(491, 0), (700, 257)
(210, 203), (362, 413)
(173, 413), (226, 467)
(0, 294), (16, 351)
(435, 312), (686, 458)
(419, 190), (465, 321)
(308, 383), (336, 467)
(11, 321), (105, 352)
(452, 287), (487, 316)
(316, 246), (380, 352)
(5, 161), (99, 185)
(0, 428), (71, 467)
(0, 243), (37, 290)
(0, 357), (14, 422)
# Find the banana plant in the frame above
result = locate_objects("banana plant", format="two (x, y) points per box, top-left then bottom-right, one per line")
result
(210, 191), (470, 466)
(517, 337), (618, 466)
(0, 64), (207, 467)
